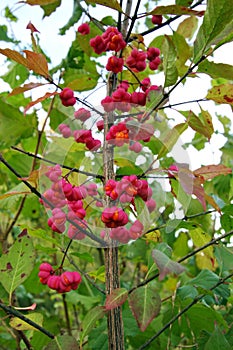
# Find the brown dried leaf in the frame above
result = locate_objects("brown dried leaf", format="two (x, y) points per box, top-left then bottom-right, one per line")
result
(23, 0), (58, 5)
(24, 91), (58, 114)
(8, 83), (46, 97)
(23, 50), (50, 78)
(0, 48), (28, 67)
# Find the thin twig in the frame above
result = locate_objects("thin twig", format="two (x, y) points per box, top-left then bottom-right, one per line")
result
(0, 303), (54, 339)
(66, 255), (106, 295)
(138, 272), (233, 349)
(138, 0), (205, 37)
(11, 146), (105, 180)
(0, 154), (106, 246)
(129, 230), (233, 294)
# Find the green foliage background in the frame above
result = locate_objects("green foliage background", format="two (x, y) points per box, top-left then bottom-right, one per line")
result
(0, 0), (232, 349)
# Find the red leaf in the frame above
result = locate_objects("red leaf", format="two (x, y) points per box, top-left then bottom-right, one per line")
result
(152, 249), (185, 281)
(178, 167), (206, 210)
(105, 288), (128, 310)
(26, 21), (40, 33)
(128, 284), (161, 332)
(194, 164), (232, 180)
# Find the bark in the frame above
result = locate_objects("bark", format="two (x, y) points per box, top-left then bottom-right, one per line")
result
(103, 72), (125, 349)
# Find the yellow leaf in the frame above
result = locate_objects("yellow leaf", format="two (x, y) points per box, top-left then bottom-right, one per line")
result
(85, 0), (123, 12)
(144, 230), (161, 243)
(189, 227), (216, 270)
(0, 191), (31, 199)
(196, 253), (217, 271)
(206, 83), (233, 105)
(20, 164), (49, 187)
(9, 312), (43, 331)
(204, 193), (221, 213)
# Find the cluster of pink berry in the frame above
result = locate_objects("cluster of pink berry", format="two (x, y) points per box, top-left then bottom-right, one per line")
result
(105, 114), (154, 153)
(39, 263), (81, 293)
(90, 27), (126, 54)
(58, 107), (101, 151)
(105, 175), (156, 209)
(99, 175), (156, 243)
(40, 164), (99, 240)
(101, 218), (144, 244)
(101, 77), (159, 113)
(59, 87), (76, 107)
(77, 23), (90, 35)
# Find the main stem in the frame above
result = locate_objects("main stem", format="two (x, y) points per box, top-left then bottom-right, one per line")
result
(103, 72), (124, 350)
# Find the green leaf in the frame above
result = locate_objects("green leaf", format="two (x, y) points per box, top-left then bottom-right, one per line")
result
(101, 16), (117, 26)
(173, 232), (189, 258)
(152, 249), (186, 280)
(177, 16), (198, 40)
(4, 6), (18, 22)
(9, 313), (43, 331)
(0, 231), (35, 301)
(204, 326), (231, 350)
(28, 228), (60, 246)
(198, 60), (233, 80)
(128, 284), (161, 332)
(215, 245), (233, 273)
(59, 2), (82, 35)
(206, 83), (233, 106)
(134, 196), (151, 231)
(67, 292), (100, 309)
(157, 122), (188, 159)
(177, 285), (198, 300)
(176, 0), (195, 6)
(180, 109), (214, 140)
(0, 25), (15, 43)
(63, 55), (100, 92)
(70, 252), (94, 263)
(41, 0), (61, 17)
(105, 288), (128, 310)
(186, 304), (226, 336)
(88, 321), (108, 350)
(76, 22), (102, 57)
(188, 269), (219, 290)
(220, 214), (233, 232)
(80, 306), (107, 346)
(162, 35), (178, 87)
(44, 335), (79, 350)
(2, 62), (29, 88)
(193, 0), (233, 62)
(172, 32), (192, 74)
(66, 40), (85, 69)
(0, 100), (37, 147)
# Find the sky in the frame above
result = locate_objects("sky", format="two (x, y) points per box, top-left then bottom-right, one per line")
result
(0, 0), (232, 171)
